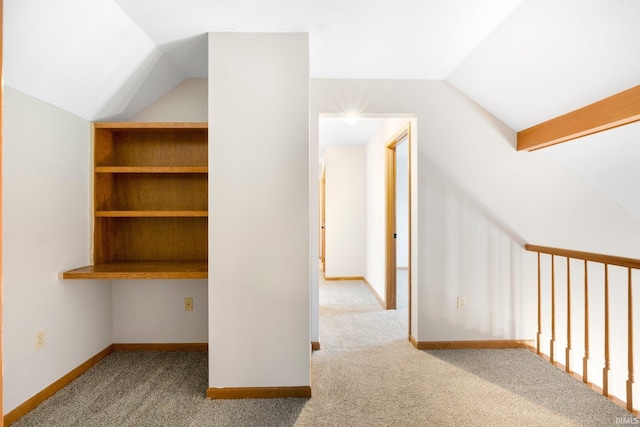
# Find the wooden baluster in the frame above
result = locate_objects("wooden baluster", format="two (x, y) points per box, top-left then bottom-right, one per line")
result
(566, 257), (572, 373)
(583, 260), (590, 384)
(628, 267), (635, 412)
(537, 252), (542, 355)
(550, 255), (556, 364)
(604, 264), (611, 397)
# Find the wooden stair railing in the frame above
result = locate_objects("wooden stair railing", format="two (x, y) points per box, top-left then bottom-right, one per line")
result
(526, 244), (638, 413)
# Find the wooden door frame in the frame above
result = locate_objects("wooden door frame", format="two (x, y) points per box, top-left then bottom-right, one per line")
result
(385, 123), (412, 335)
(1, 0), (5, 423)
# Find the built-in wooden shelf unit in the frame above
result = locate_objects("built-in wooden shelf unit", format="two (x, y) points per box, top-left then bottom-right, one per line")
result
(62, 122), (208, 280)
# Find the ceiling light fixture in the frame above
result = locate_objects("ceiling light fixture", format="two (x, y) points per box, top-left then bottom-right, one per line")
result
(344, 113), (360, 125)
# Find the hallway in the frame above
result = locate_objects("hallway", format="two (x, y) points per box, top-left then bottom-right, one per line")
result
(318, 276), (407, 351)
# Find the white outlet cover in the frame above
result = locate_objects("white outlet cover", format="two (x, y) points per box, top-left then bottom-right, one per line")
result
(34, 330), (46, 350)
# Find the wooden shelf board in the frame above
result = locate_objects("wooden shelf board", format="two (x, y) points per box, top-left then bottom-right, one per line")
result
(61, 260), (208, 280)
(94, 122), (208, 130)
(88, 122), (209, 274)
(95, 211), (208, 217)
(95, 167), (208, 173)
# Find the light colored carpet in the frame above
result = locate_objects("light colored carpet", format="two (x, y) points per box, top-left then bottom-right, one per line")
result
(12, 277), (636, 426)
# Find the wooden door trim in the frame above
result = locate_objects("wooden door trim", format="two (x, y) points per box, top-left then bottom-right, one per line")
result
(385, 140), (397, 309)
(1, 0), (5, 423)
(385, 123), (412, 338)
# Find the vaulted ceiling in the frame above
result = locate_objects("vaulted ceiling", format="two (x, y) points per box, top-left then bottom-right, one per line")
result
(5, 0), (640, 215)
(7, 0), (639, 127)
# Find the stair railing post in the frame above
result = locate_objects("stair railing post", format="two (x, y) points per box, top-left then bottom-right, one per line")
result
(566, 257), (572, 373)
(583, 260), (590, 384)
(603, 264), (611, 397)
(627, 267), (634, 412)
(537, 252), (542, 355)
(550, 255), (556, 364)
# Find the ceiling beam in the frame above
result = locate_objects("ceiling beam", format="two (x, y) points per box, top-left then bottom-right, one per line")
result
(517, 85), (640, 151)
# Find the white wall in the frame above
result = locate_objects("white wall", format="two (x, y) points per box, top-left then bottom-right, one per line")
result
(112, 279), (207, 343)
(113, 78), (209, 343)
(310, 79), (640, 345)
(421, 163), (534, 341)
(133, 78), (208, 122)
(209, 33), (310, 389)
(396, 142), (409, 268)
(324, 147), (365, 278)
(3, 87), (112, 413)
(363, 118), (414, 302)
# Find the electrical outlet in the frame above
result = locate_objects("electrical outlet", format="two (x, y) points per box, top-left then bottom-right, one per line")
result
(457, 296), (467, 310)
(184, 297), (193, 311)
(35, 330), (46, 350)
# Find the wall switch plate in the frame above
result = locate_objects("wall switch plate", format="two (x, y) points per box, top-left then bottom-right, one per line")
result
(35, 330), (46, 350)
(184, 297), (193, 311)
(457, 296), (467, 310)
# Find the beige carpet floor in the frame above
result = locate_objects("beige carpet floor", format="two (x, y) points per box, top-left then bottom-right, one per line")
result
(11, 276), (636, 426)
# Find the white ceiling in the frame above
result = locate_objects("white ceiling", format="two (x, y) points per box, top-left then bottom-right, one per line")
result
(7, 0), (639, 127)
(5, 0), (640, 217)
(448, 0), (640, 131)
(319, 118), (385, 154)
(114, 0), (524, 79)
(5, 0), (525, 121)
(542, 122), (640, 219)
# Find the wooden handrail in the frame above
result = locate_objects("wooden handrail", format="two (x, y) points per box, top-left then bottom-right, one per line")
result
(526, 244), (640, 269)
(527, 243), (640, 414)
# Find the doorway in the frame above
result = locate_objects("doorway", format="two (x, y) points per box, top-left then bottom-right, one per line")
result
(385, 124), (411, 334)
(316, 117), (413, 342)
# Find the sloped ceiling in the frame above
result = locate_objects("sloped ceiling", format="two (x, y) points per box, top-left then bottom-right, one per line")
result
(448, 0), (640, 131)
(543, 121), (640, 219)
(5, 1), (640, 216)
(7, 0), (638, 126)
(6, 0), (524, 120)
